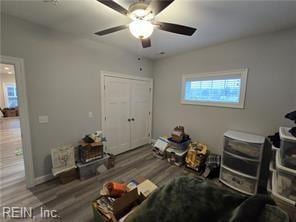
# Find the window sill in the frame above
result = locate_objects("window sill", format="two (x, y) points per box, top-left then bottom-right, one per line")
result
(180, 100), (245, 109)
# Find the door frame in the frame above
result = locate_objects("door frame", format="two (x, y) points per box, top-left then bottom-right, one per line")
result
(100, 71), (153, 152)
(0, 55), (35, 188)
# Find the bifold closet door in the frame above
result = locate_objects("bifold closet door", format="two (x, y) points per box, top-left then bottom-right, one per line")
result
(130, 80), (152, 149)
(104, 76), (131, 155)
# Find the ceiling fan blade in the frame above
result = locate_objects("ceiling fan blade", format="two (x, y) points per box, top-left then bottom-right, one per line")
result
(154, 21), (196, 36)
(141, 38), (151, 48)
(97, 0), (128, 16)
(95, 25), (128, 36)
(146, 0), (174, 16)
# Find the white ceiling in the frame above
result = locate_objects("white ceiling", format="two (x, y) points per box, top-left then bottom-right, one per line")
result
(0, 63), (15, 75)
(1, 0), (296, 59)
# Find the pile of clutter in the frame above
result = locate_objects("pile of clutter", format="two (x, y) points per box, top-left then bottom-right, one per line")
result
(79, 131), (106, 163)
(152, 126), (221, 177)
(167, 126), (191, 166)
(152, 126), (191, 164)
(51, 130), (115, 183)
(93, 178), (157, 222)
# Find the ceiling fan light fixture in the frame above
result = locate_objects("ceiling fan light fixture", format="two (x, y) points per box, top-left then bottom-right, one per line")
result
(128, 2), (149, 20)
(133, 9), (147, 18)
(129, 20), (154, 39)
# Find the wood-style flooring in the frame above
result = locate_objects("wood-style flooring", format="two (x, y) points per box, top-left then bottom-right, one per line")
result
(0, 143), (192, 221)
(0, 118), (294, 221)
(0, 117), (24, 190)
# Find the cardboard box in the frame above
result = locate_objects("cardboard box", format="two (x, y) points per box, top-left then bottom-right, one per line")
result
(58, 168), (78, 184)
(92, 188), (140, 222)
(93, 178), (158, 222)
(136, 180), (158, 198)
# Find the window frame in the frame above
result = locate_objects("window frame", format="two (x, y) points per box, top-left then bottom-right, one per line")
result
(181, 69), (248, 109)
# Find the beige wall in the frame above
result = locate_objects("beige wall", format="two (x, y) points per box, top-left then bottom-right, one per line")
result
(152, 28), (296, 154)
(0, 74), (16, 108)
(0, 14), (153, 178)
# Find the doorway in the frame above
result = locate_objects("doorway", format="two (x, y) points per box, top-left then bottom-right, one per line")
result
(0, 55), (34, 188)
(0, 63), (24, 186)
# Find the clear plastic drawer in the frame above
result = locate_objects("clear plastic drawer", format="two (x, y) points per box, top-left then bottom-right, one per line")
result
(274, 151), (296, 203)
(220, 167), (257, 195)
(224, 136), (262, 160)
(222, 151), (260, 177)
(279, 127), (296, 170)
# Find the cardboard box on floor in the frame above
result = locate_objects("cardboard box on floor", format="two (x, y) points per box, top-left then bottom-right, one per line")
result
(92, 178), (157, 222)
(136, 180), (158, 199)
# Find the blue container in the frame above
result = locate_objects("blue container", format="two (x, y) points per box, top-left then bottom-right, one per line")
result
(168, 137), (191, 150)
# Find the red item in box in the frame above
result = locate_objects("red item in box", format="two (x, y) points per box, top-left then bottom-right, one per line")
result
(107, 182), (127, 197)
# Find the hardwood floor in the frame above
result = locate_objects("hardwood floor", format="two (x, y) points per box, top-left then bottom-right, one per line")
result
(0, 117), (24, 191)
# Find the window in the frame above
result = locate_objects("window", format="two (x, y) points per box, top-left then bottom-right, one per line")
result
(181, 69), (248, 108)
(4, 83), (18, 108)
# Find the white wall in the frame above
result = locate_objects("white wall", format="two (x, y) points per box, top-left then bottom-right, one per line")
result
(0, 74), (16, 108)
(0, 14), (153, 178)
(152, 28), (296, 154)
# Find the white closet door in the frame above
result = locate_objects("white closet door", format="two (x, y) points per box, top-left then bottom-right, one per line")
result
(104, 77), (131, 155)
(130, 80), (152, 149)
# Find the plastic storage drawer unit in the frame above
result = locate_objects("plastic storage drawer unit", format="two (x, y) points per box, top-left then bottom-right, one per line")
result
(222, 151), (260, 177)
(220, 167), (257, 195)
(279, 127), (296, 170)
(272, 150), (296, 205)
(270, 146), (278, 171)
(224, 131), (264, 160)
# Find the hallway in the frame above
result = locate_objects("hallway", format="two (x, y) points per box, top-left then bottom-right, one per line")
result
(0, 117), (24, 189)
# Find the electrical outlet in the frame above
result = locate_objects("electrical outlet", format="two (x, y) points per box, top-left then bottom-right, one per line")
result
(88, 112), (93, 118)
(38, 115), (48, 124)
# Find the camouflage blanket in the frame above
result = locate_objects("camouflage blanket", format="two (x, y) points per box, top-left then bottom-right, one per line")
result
(125, 176), (288, 222)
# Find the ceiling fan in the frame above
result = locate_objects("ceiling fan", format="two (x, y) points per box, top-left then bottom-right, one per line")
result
(95, 0), (197, 48)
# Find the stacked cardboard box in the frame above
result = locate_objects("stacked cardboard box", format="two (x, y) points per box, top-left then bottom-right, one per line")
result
(77, 131), (108, 180)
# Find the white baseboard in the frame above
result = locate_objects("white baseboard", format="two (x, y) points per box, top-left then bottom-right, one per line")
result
(34, 174), (55, 186)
